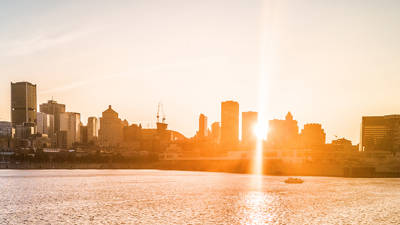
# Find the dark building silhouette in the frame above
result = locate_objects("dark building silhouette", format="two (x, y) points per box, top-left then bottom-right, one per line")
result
(0, 121), (13, 148)
(268, 112), (299, 148)
(242, 111), (258, 145)
(211, 122), (220, 144)
(123, 124), (142, 143)
(99, 105), (125, 147)
(80, 125), (88, 144)
(0, 122), (13, 137)
(361, 115), (400, 151)
(221, 101), (239, 147)
(11, 82), (37, 126)
(147, 130), (183, 151)
(56, 131), (68, 149)
(300, 123), (326, 148)
(39, 100), (66, 135)
(198, 113), (208, 138)
(331, 138), (355, 151)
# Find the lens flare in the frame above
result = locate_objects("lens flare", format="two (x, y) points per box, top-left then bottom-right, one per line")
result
(253, 123), (268, 141)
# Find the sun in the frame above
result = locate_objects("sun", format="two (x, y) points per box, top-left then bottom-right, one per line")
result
(253, 123), (268, 140)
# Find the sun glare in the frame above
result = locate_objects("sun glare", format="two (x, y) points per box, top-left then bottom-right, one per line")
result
(253, 123), (268, 141)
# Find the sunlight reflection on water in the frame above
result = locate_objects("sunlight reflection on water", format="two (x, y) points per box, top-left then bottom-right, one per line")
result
(1, 170), (400, 224)
(241, 191), (274, 225)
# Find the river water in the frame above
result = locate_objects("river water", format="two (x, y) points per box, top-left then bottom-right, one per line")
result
(0, 170), (399, 224)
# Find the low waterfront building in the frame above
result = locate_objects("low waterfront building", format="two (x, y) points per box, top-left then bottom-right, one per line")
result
(15, 123), (36, 139)
(0, 121), (13, 137)
(360, 115), (400, 151)
(268, 112), (299, 148)
(300, 123), (326, 149)
(330, 138), (357, 151)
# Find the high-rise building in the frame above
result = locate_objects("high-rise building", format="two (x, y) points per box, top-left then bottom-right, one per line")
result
(221, 101), (239, 147)
(59, 112), (81, 148)
(80, 125), (88, 144)
(242, 111), (258, 145)
(36, 112), (54, 137)
(99, 105), (124, 147)
(56, 131), (68, 149)
(300, 123), (326, 148)
(198, 113), (208, 138)
(211, 122), (220, 144)
(39, 100), (66, 135)
(360, 115), (400, 151)
(87, 117), (99, 142)
(268, 112), (299, 148)
(11, 82), (37, 126)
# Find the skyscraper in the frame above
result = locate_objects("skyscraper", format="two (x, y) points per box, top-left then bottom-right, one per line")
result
(221, 101), (239, 147)
(242, 111), (258, 145)
(198, 113), (208, 138)
(39, 100), (66, 135)
(11, 82), (37, 126)
(87, 117), (99, 142)
(59, 112), (81, 148)
(80, 124), (88, 144)
(36, 112), (54, 137)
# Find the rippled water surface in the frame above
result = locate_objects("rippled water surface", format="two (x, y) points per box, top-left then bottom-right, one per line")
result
(0, 170), (400, 224)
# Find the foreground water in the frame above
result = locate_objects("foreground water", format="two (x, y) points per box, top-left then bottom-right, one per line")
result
(0, 170), (399, 224)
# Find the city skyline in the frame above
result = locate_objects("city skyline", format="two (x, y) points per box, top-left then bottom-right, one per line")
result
(10, 80), (400, 155)
(6, 80), (334, 146)
(2, 1), (400, 143)
(5, 79), (400, 144)
(2, 2), (400, 224)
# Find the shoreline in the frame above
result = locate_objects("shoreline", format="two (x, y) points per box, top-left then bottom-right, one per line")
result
(1, 160), (399, 178)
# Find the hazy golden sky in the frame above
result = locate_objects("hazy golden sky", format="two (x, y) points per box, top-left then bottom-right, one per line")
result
(2, 0), (400, 143)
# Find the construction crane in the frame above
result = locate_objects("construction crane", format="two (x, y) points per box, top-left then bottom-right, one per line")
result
(156, 102), (168, 130)
(157, 102), (166, 123)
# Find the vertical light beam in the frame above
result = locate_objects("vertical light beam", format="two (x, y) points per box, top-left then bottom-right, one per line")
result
(253, 0), (278, 177)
